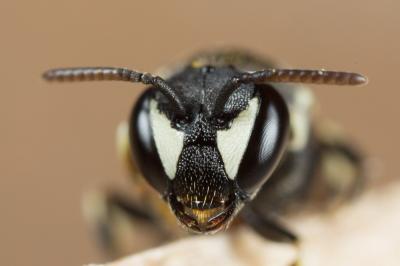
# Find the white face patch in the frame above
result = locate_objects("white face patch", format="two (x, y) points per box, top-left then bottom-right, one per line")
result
(150, 100), (184, 179)
(217, 98), (259, 180)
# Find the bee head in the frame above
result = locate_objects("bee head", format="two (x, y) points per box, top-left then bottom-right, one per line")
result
(43, 64), (366, 234)
(132, 65), (289, 233)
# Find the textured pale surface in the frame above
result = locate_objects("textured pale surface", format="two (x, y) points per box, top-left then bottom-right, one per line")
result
(90, 183), (400, 266)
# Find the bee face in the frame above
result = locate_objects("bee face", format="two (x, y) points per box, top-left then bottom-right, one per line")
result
(131, 66), (290, 233)
(168, 143), (237, 233)
(43, 51), (366, 236)
(167, 112), (239, 233)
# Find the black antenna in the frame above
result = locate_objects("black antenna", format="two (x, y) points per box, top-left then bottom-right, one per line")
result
(237, 69), (367, 86)
(43, 67), (187, 117)
(213, 68), (368, 115)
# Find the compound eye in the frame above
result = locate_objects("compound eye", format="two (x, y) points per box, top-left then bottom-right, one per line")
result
(130, 89), (170, 194)
(236, 85), (290, 195)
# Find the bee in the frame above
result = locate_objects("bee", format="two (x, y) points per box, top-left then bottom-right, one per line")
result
(43, 49), (367, 255)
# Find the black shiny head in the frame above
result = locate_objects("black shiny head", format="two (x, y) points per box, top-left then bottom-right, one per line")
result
(43, 61), (367, 233)
(43, 64), (366, 234)
(131, 65), (290, 233)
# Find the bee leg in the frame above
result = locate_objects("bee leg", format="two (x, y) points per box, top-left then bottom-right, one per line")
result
(310, 121), (367, 207)
(240, 206), (303, 265)
(240, 206), (298, 243)
(240, 207), (303, 265)
(319, 140), (365, 199)
(82, 190), (168, 258)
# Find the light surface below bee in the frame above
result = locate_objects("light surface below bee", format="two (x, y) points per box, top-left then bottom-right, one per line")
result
(88, 182), (400, 266)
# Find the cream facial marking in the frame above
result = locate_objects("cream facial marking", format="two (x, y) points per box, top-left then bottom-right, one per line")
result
(150, 100), (184, 179)
(217, 98), (259, 180)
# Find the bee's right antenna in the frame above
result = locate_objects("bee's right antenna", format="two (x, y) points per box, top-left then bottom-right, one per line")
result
(214, 68), (368, 115)
(239, 69), (368, 86)
(43, 67), (188, 118)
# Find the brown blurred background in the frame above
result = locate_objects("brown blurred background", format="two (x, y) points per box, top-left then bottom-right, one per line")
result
(0, 1), (398, 265)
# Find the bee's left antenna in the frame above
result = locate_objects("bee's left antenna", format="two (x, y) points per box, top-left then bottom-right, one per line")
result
(43, 67), (187, 117)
